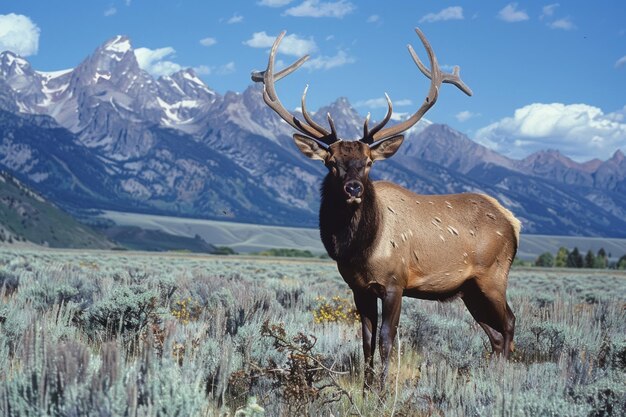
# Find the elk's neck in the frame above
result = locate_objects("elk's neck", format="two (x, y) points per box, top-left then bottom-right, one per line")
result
(319, 176), (380, 262)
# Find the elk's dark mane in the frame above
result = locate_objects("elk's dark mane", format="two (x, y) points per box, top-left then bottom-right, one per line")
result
(319, 175), (380, 261)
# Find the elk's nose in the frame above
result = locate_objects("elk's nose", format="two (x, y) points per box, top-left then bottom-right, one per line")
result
(344, 181), (363, 198)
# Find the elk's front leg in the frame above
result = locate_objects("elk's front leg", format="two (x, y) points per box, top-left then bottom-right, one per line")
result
(379, 288), (402, 389)
(353, 290), (378, 391)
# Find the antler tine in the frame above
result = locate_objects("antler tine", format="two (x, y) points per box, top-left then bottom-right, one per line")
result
(252, 54), (309, 83)
(361, 93), (393, 144)
(251, 30), (338, 146)
(371, 28), (472, 142)
(301, 85), (330, 137)
(408, 29), (472, 97)
(327, 113), (338, 138)
(363, 112), (371, 138)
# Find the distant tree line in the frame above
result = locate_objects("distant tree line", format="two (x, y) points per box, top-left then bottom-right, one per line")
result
(535, 247), (626, 269)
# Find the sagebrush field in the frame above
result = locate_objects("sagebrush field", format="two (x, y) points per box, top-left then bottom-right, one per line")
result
(0, 247), (624, 416)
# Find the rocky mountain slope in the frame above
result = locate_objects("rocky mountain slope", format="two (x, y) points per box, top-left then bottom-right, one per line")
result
(1, 36), (625, 237)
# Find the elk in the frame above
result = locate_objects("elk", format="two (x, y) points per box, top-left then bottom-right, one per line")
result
(252, 28), (520, 389)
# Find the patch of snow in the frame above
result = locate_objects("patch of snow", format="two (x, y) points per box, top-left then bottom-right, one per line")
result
(124, 161), (143, 171)
(176, 99), (200, 109)
(37, 69), (73, 80)
(42, 81), (69, 95)
(3, 52), (28, 68)
(29, 172), (49, 184)
(182, 71), (206, 87)
(162, 76), (185, 95)
(157, 97), (182, 123)
(94, 72), (112, 83)
(105, 36), (132, 54)
(156, 97), (201, 126)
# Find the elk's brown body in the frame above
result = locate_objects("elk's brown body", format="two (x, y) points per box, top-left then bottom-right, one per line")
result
(252, 28), (520, 390)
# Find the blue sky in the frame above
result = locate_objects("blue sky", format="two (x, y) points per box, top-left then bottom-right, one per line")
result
(1, 1), (625, 161)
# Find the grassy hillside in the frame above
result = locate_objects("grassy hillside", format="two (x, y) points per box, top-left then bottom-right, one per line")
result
(0, 171), (113, 249)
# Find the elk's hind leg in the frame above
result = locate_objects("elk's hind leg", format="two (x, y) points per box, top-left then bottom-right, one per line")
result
(461, 278), (515, 358)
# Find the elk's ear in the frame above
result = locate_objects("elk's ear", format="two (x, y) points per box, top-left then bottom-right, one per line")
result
(293, 134), (329, 161)
(370, 135), (404, 161)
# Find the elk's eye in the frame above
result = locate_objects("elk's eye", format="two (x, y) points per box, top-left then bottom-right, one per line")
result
(366, 160), (373, 167)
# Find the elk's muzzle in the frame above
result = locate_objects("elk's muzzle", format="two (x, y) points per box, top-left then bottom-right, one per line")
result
(344, 180), (363, 204)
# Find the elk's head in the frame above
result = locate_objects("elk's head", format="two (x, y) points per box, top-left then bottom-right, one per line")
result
(293, 135), (403, 204)
(251, 29), (472, 205)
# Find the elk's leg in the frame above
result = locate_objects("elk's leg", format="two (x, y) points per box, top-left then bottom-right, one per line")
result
(379, 288), (402, 389)
(504, 302), (516, 356)
(353, 290), (378, 390)
(461, 279), (514, 358)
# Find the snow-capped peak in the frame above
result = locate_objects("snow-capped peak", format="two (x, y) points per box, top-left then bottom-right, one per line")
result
(104, 35), (132, 54)
(181, 69), (205, 86)
(0, 51), (32, 77)
(1, 50), (28, 66)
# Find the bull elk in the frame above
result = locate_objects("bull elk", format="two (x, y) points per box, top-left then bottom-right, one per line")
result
(252, 28), (520, 389)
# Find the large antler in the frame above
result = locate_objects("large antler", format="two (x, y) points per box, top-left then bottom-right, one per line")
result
(361, 28), (472, 145)
(251, 31), (339, 147)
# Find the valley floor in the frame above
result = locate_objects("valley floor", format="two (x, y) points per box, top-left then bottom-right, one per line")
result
(101, 210), (626, 260)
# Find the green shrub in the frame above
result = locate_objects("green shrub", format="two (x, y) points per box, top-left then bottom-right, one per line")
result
(82, 284), (161, 349)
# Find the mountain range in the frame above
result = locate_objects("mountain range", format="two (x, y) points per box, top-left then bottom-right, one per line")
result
(1, 35), (625, 238)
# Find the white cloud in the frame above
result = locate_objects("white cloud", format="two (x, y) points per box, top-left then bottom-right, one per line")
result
(200, 37), (217, 47)
(367, 14), (379, 23)
(104, 7), (117, 17)
(615, 55), (626, 68)
(549, 17), (576, 30)
(134, 47), (182, 77)
(258, 0), (293, 6)
(540, 3), (559, 19)
(193, 65), (211, 75)
(243, 31), (317, 56)
(456, 110), (480, 122)
(475, 103), (626, 161)
(192, 62), (236, 76)
(227, 13), (244, 24)
(498, 3), (529, 23)
(356, 97), (412, 109)
(216, 61), (236, 75)
(285, 0), (355, 18)
(303, 50), (355, 70)
(0, 13), (40, 57)
(419, 6), (464, 23)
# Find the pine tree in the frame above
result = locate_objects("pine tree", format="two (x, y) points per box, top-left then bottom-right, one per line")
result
(555, 247), (569, 267)
(567, 247), (583, 268)
(584, 250), (596, 268)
